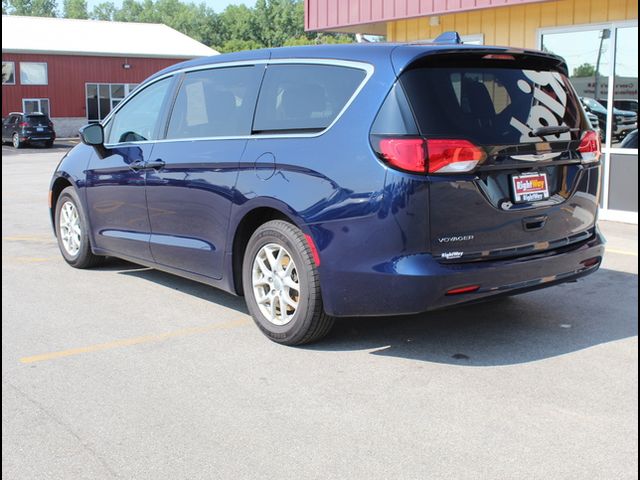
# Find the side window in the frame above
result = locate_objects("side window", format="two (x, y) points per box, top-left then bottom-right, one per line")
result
(166, 66), (261, 139)
(253, 64), (367, 133)
(107, 77), (172, 144)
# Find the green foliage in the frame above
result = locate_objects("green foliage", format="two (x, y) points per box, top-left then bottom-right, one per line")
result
(6, 0), (355, 52)
(573, 63), (597, 77)
(63, 0), (87, 18)
(7, 0), (58, 16)
(90, 1), (116, 20)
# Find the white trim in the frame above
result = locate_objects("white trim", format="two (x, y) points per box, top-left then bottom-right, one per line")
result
(85, 82), (138, 123)
(102, 58), (376, 148)
(21, 98), (51, 116)
(2, 61), (16, 85)
(538, 20), (638, 212)
(599, 208), (638, 224)
(607, 147), (639, 155)
(19, 61), (48, 85)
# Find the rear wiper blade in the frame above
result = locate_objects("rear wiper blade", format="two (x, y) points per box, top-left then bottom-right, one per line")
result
(529, 126), (572, 137)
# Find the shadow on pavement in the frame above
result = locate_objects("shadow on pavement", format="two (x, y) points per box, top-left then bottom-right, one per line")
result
(108, 262), (636, 366)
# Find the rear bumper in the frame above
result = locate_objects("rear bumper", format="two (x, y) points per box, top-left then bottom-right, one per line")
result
(321, 230), (605, 317)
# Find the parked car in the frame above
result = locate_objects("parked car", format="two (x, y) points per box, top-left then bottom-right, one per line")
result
(581, 97), (637, 140)
(585, 111), (603, 139)
(2, 112), (56, 148)
(49, 35), (605, 345)
(620, 129), (638, 148)
(599, 98), (638, 115)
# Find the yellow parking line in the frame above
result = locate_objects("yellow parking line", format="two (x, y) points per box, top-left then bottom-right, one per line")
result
(3, 256), (57, 264)
(606, 248), (638, 257)
(3, 235), (55, 243)
(20, 318), (251, 364)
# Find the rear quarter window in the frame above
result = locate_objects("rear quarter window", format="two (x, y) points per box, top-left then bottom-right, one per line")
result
(253, 64), (367, 133)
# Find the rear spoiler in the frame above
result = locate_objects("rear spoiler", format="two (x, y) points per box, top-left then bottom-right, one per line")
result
(391, 44), (568, 77)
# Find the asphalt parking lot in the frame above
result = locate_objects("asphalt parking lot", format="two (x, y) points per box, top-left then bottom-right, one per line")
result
(2, 144), (638, 479)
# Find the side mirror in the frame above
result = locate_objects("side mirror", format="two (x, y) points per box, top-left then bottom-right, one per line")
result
(79, 123), (109, 158)
(79, 123), (104, 146)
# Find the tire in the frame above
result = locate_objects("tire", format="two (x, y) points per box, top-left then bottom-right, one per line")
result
(45, 140), (54, 148)
(55, 186), (103, 268)
(242, 220), (334, 345)
(12, 133), (24, 149)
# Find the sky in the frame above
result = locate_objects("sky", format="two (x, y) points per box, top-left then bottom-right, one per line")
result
(85, 0), (256, 14)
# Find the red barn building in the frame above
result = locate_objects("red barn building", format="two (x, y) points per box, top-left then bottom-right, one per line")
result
(2, 15), (218, 137)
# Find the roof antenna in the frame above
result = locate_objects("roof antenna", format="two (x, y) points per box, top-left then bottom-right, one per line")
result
(433, 31), (463, 44)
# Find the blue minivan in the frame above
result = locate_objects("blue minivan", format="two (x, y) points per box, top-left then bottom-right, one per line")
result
(49, 34), (605, 344)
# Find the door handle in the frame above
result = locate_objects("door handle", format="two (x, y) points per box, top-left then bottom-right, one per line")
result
(145, 159), (165, 170)
(129, 160), (146, 171)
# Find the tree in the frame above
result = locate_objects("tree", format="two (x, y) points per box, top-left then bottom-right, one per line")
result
(8, 0), (57, 16)
(573, 63), (597, 77)
(90, 1), (117, 20)
(63, 0), (88, 18)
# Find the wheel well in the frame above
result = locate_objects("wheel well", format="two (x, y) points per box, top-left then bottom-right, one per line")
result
(232, 207), (294, 296)
(50, 177), (72, 229)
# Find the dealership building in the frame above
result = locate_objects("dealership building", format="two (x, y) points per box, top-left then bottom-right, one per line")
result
(2, 15), (217, 137)
(305, 0), (638, 222)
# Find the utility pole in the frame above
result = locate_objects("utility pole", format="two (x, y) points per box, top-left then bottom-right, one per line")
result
(594, 28), (611, 101)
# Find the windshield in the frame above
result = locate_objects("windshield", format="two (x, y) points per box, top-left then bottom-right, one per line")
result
(401, 67), (588, 145)
(583, 97), (607, 114)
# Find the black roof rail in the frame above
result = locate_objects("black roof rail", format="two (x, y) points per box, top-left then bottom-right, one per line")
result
(433, 31), (462, 44)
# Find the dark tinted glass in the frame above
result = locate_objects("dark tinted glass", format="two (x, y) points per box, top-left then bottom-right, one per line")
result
(26, 115), (49, 126)
(371, 83), (418, 135)
(167, 66), (260, 139)
(253, 64), (366, 133)
(401, 67), (587, 145)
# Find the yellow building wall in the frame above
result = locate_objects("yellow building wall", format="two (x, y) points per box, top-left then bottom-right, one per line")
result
(386, 0), (638, 48)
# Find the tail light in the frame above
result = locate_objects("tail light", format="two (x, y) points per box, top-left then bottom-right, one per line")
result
(378, 138), (427, 173)
(19, 122), (29, 128)
(426, 139), (486, 173)
(374, 137), (485, 174)
(578, 130), (601, 164)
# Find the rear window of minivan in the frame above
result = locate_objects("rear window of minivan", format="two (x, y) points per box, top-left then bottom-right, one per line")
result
(253, 64), (366, 133)
(400, 66), (588, 145)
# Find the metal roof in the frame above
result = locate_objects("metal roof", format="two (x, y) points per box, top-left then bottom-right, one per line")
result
(1, 15), (218, 59)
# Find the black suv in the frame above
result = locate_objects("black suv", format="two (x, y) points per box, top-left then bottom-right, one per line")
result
(2, 112), (56, 148)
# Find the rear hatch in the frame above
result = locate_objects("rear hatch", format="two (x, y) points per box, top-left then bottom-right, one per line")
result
(25, 115), (54, 135)
(376, 51), (601, 262)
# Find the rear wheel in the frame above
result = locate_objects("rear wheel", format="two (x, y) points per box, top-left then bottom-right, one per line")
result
(242, 220), (333, 345)
(55, 186), (103, 268)
(12, 133), (23, 149)
(45, 140), (54, 148)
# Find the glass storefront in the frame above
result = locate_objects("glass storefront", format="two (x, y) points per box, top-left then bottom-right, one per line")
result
(541, 22), (638, 221)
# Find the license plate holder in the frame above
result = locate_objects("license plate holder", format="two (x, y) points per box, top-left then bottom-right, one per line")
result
(511, 172), (550, 203)
(36, 127), (44, 132)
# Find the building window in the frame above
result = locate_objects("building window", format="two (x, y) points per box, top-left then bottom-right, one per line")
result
(2, 61), (15, 85)
(86, 83), (138, 122)
(20, 62), (48, 85)
(22, 98), (50, 116)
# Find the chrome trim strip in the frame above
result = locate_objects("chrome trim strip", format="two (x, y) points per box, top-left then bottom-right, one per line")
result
(102, 58), (375, 147)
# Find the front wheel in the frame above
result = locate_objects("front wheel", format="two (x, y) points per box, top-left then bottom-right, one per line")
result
(242, 220), (334, 345)
(55, 186), (103, 268)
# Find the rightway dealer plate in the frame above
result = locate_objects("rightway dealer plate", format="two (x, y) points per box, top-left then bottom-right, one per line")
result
(511, 172), (550, 203)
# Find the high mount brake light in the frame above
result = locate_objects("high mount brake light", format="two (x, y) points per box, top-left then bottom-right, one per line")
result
(578, 130), (601, 164)
(482, 54), (516, 60)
